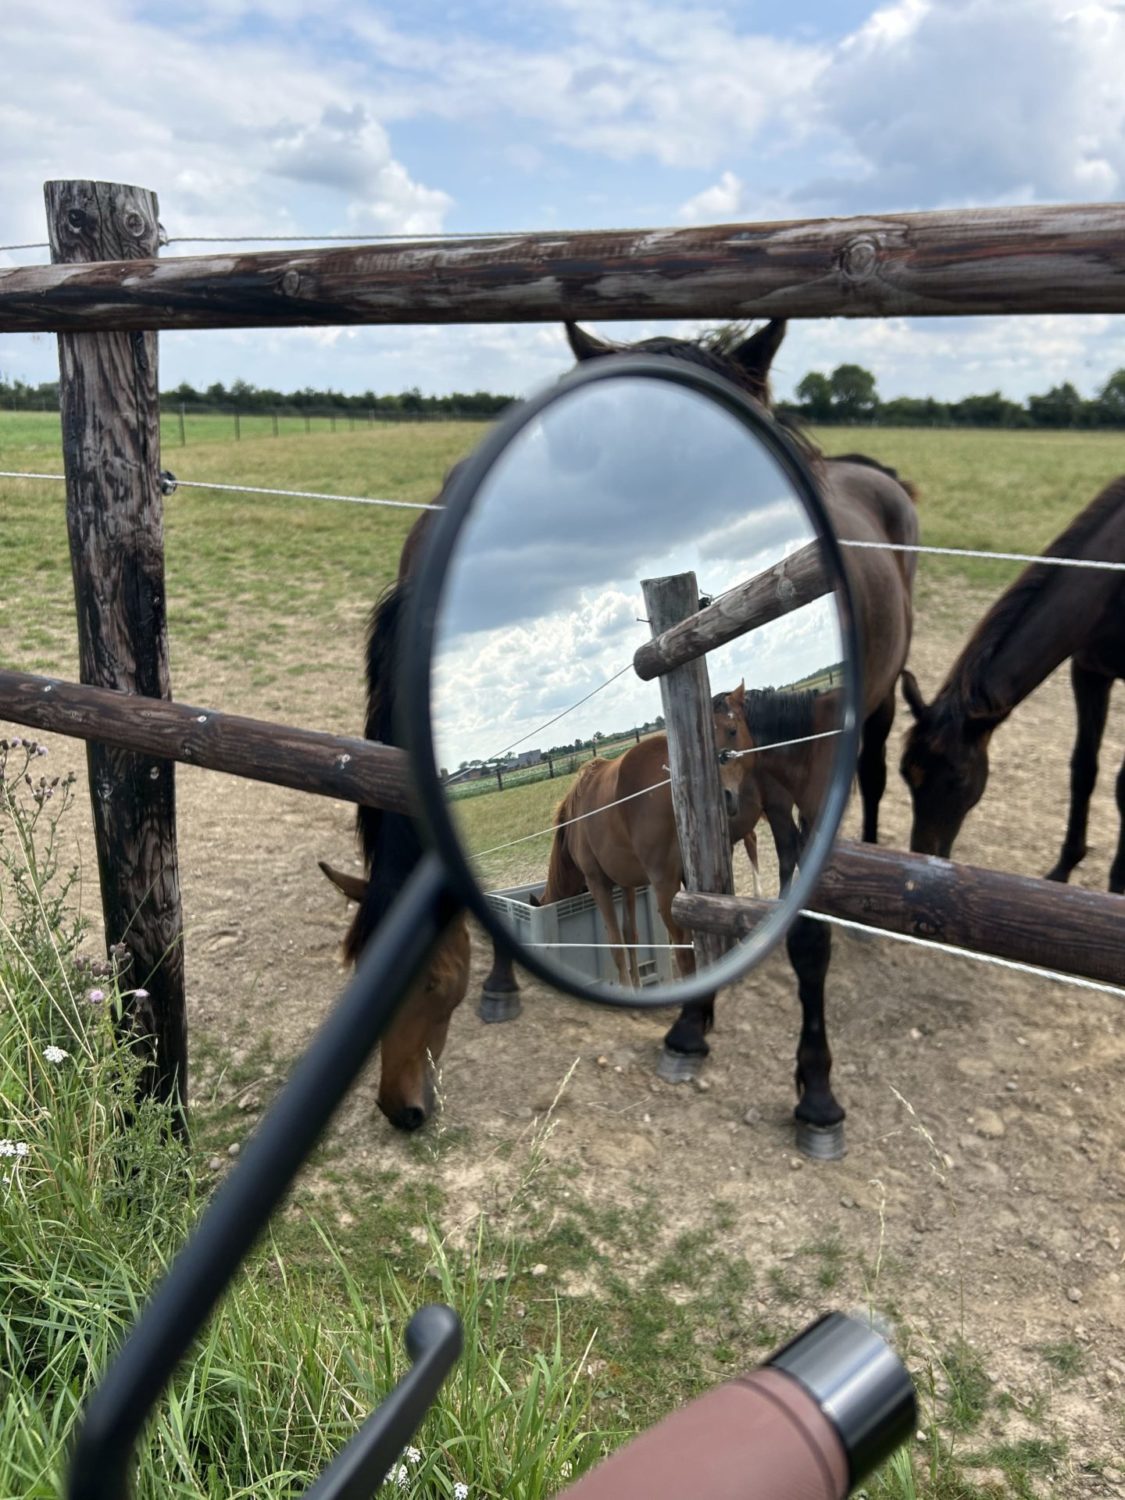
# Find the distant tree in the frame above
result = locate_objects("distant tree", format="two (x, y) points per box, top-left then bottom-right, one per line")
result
(949, 392), (1027, 428)
(795, 371), (834, 422)
(829, 364), (878, 422)
(1027, 382), (1085, 428)
(1096, 369), (1125, 426)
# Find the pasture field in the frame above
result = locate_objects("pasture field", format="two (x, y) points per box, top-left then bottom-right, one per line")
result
(3, 414), (1125, 1497)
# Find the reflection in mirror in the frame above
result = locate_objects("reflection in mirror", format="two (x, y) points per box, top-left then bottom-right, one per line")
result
(429, 375), (850, 995)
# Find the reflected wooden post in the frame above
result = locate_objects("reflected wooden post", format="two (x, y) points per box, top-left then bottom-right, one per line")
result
(642, 572), (735, 1080)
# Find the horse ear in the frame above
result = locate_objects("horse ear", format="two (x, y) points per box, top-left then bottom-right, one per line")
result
(565, 322), (619, 362)
(901, 670), (929, 722)
(318, 859), (368, 904)
(729, 319), (787, 392)
(731, 679), (746, 708)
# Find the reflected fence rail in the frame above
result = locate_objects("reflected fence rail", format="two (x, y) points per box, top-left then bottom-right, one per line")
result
(2, 180), (1125, 1122)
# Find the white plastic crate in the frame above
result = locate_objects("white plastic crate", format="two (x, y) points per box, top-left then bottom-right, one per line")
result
(484, 881), (677, 987)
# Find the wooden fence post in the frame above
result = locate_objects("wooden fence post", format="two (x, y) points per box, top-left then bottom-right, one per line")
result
(45, 179), (188, 1132)
(641, 572), (734, 978)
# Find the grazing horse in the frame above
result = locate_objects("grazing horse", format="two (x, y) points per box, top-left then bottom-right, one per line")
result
(900, 476), (1125, 891)
(565, 321), (918, 1132)
(535, 685), (757, 987)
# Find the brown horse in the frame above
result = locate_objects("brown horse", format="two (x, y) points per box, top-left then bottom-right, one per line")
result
(900, 476), (1125, 890)
(535, 685), (757, 987)
(565, 322), (919, 1130)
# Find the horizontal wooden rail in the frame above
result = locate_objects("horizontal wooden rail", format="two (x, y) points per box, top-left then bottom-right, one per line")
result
(4, 203), (1125, 333)
(672, 840), (1125, 988)
(0, 670), (414, 814)
(635, 540), (828, 680)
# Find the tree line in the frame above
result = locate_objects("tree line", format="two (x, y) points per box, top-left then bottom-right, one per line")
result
(0, 376), (513, 419)
(7, 366), (1125, 428)
(785, 364), (1125, 428)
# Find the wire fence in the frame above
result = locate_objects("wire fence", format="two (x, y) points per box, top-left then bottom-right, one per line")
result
(3, 454), (1123, 1000)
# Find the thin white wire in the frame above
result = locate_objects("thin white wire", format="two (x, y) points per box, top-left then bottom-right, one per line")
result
(0, 241), (49, 252)
(173, 478), (440, 511)
(803, 910), (1125, 1001)
(726, 727), (843, 758)
(484, 665), (635, 764)
(475, 775), (673, 858)
(839, 537), (1125, 573)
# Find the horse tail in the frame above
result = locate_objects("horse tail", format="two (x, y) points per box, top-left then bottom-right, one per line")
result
(345, 582), (421, 963)
(542, 766), (597, 901)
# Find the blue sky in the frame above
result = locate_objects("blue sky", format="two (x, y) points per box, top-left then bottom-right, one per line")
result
(4, 0), (1125, 404)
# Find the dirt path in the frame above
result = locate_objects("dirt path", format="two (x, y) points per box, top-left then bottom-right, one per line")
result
(7, 585), (1124, 1492)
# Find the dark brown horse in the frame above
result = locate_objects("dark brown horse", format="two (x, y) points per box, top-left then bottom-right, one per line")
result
(900, 476), (1125, 891)
(535, 685), (757, 987)
(320, 474), (471, 1131)
(565, 321), (919, 1130)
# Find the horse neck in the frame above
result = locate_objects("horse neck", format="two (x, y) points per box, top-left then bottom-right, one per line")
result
(937, 565), (1119, 728)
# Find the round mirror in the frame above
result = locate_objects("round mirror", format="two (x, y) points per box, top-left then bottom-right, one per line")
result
(403, 356), (860, 1008)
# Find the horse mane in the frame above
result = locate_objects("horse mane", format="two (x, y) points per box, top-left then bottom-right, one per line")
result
(344, 585), (421, 962)
(931, 476), (1125, 738)
(742, 688), (818, 746)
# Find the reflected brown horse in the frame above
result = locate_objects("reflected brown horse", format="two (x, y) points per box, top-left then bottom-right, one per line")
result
(535, 684), (756, 987)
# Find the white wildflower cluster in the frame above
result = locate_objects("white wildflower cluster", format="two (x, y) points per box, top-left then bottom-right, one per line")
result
(43, 1045), (69, 1065)
(388, 1444), (469, 1498)
(0, 1139), (30, 1157)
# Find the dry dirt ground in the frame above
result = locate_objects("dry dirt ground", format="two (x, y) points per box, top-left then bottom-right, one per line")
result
(7, 580), (1124, 1493)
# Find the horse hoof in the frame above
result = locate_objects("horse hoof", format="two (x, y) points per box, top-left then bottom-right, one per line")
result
(795, 1118), (847, 1161)
(478, 990), (522, 1024)
(657, 1046), (703, 1083)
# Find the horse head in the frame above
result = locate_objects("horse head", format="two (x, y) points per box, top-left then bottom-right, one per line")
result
(565, 319), (787, 407)
(899, 671), (992, 859)
(318, 860), (469, 1131)
(712, 680), (754, 819)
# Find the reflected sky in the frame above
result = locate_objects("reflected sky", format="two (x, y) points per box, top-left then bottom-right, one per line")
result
(431, 376), (844, 768)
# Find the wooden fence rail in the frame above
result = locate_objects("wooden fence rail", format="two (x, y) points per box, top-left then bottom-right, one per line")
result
(4, 202), (1125, 333)
(673, 841), (1125, 989)
(0, 670), (415, 815)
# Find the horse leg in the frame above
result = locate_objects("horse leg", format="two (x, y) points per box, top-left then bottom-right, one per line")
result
(858, 691), (895, 844)
(588, 874), (632, 987)
(623, 886), (641, 987)
(787, 914), (846, 1158)
(763, 794), (801, 895)
(651, 876), (713, 1078)
(1045, 662), (1111, 885)
(743, 832), (762, 898)
(479, 932), (522, 1023)
(1109, 751), (1125, 895)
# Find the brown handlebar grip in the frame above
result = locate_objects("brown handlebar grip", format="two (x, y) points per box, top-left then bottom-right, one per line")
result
(553, 1313), (916, 1500)
(554, 1368), (848, 1500)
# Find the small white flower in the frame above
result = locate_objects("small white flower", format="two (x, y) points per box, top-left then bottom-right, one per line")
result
(453, 1484), (469, 1500)
(0, 1140), (13, 1157)
(405, 1447), (421, 1464)
(14, 1142), (28, 1157)
(394, 1465), (409, 1489)
(43, 1046), (68, 1065)
(560, 1462), (573, 1478)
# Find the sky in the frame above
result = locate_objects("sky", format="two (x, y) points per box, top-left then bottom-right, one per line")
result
(431, 374), (843, 775)
(4, 0), (1125, 404)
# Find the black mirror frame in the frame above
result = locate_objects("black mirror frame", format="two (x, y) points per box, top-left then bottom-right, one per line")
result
(400, 353), (863, 1010)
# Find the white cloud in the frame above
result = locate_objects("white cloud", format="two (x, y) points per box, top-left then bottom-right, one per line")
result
(809, 0), (1125, 209)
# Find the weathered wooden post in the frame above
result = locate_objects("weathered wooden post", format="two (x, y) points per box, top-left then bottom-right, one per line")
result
(642, 571), (735, 1082)
(46, 179), (188, 1132)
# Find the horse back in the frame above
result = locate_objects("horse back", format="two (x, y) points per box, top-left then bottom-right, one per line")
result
(823, 459), (919, 710)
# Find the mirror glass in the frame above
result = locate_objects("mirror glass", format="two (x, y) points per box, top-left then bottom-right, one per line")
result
(428, 373), (853, 997)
